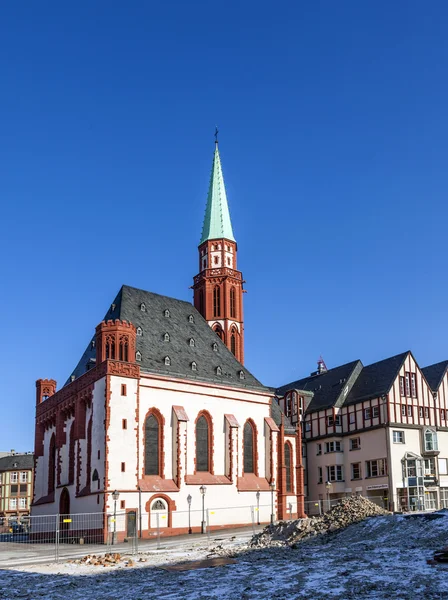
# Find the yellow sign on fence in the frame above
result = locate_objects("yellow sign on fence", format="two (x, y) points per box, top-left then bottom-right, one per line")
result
(63, 519), (72, 523)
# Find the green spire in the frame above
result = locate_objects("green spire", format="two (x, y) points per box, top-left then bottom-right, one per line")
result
(200, 141), (236, 244)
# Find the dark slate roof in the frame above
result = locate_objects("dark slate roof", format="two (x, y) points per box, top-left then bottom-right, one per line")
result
(67, 285), (267, 393)
(422, 360), (448, 392)
(344, 351), (409, 405)
(270, 399), (295, 434)
(0, 454), (34, 472)
(276, 360), (362, 412)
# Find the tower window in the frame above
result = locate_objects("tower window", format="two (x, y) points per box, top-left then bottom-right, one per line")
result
(140, 303), (146, 312)
(164, 356), (171, 366)
(216, 366), (222, 376)
(214, 256), (218, 265)
(137, 327), (143, 336)
(136, 351), (142, 361)
(230, 287), (236, 318)
(164, 333), (170, 342)
(227, 257), (231, 266)
(191, 361), (197, 371)
(199, 289), (204, 314)
(213, 286), (221, 317)
(164, 309), (170, 318)
(188, 315), (194, 323)
(189, 338), (195, 347)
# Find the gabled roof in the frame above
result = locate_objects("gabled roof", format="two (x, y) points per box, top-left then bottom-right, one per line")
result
(200, 143), (235, 243)
(276, 360), (362, 412)
(0, 454), (34, 472)
(344, 351), (409, 405)
(422, 360), (448, 392)
(67, 285), (266, 393)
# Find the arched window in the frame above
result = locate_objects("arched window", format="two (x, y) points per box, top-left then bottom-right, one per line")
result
(48, 433), (56, 494)
(68, 422), (75, 485)
(243, 421), (256, 474)
(285, 443), (293, 493)
(199, 289), (204, 315)
(119, 335), (129, 361)
(230, 328), (237, 356)
(196, 415), (211, 472)
(92, 469), (100, 490)
(105, 335), (115, 360)
(144, 414), (160, 476)
(214, 326), (224, 342)
(213, 286), (221, 317)
(230, 287), (236, 318)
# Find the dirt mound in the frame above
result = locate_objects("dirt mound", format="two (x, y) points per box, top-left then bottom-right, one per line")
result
(251, 496), (389, 548)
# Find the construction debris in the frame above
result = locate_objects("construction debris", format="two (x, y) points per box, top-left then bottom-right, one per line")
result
(251, 496), (390, 548)
(160, 557), (237, 571)
(69, 553), (136, 567)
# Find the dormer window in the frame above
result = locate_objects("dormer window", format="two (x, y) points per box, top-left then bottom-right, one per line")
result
(136, 351), (142, 362)
(191, 361), (197, 371)
(164, 309), (170, 318)
(164, 356), (171, 366)
(91, 340), (96, 349)
(136, 327), (143, 336)
(164, 333), (170, 342)
(188, 315), (194, 323)
(189, 338), (195, 347)
(239, 370), (245, 380)
(216, 366), (222, 376)
(140, 303), (146, 312)
(212, 343), (218, 352)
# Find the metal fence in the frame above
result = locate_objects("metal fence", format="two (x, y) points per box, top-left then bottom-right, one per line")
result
(0, 494), (440, 565)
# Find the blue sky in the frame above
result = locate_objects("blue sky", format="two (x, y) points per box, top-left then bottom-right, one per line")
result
(1, 1), (448, 451)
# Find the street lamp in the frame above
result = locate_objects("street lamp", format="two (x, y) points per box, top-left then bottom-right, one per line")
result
(325, 481), (332, 512)
(256, 491), (260, 525)
(270, 481), (275, 525)
(187, 494), (192, 534)
(112, 490), (120, 545)
(137, 486), (142, 539)
(199, 485), (207, 534)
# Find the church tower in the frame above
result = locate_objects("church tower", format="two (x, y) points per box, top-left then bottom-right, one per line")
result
(193, 137), (245, 364)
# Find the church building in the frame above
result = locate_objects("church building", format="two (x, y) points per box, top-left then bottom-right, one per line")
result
(32, 139), (305, 538)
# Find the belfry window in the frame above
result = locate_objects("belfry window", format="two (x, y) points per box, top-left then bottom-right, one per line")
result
(196, 415), (211, 472)
(199, 289), (204, 315)
(231, 329), (237, 356)
(105, 336), (115, 360)
(144, 414), (160, 476)
(213, 286), (221, 317)
(230, 287), (236, 318)
(243, 421), (256, 474)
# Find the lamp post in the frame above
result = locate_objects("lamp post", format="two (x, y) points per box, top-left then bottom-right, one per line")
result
(112, 490), (120, 545)
(270, 481), (275, 525)
(199, 485), (207, 534)
(325, 481), (332, 512)
(137, 486), (142, 539)
(256, 491), (260, 525)
(187, 494), (192, 534)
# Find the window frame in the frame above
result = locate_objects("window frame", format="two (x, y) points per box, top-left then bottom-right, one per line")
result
(243, 419), (257, 476)
(393, 430), (405, 444)
(195, 412), (213, 473)
(143, 410), (163, 477)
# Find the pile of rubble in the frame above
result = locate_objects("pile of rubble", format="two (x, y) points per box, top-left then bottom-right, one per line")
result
(69, 553), (142, 567)
(251, 496), (389, 548)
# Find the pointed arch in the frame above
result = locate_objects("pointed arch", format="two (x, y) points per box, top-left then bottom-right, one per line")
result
(284, 441), (293, 493)
(119, 335), (129, 361)
(105, 335), (115, 360)
(213, 285), (221, 317)
(48, 433), (56, 494)
(195, 410), (214, 473)
(143, 408), (164, 477)
(230, 327), (237, 356)
(243, 419), (258, 475)
(213, 324), (224, 342)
